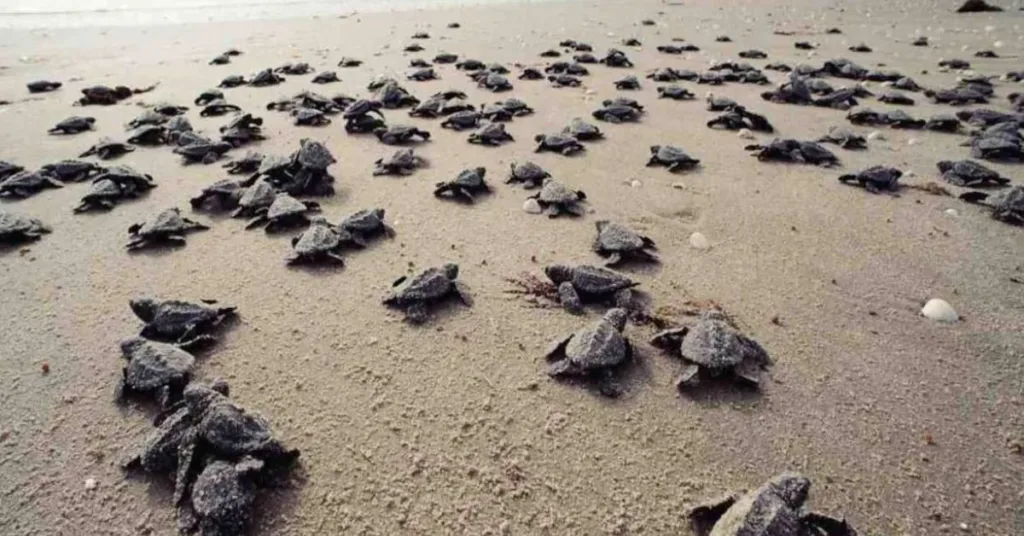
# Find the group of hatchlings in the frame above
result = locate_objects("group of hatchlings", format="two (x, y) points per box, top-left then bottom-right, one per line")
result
(5, 13), (1024, 536)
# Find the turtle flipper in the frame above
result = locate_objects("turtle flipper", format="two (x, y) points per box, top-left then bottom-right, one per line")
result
(173, 430), (198, 506)
(604, 253), (624, 267)
(613, 288), (633, 309)
(453, 281), (473, 306)
(675, 364), (701, 389)
(404, 302), (430, 324)
(557, 282), (583, 315)
(544, 334), (573, 361)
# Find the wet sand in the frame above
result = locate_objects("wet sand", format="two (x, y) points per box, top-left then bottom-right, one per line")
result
(1, 0), (1023, 534)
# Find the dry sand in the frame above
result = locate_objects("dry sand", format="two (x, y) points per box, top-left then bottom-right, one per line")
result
(1, 0), (1024, 534)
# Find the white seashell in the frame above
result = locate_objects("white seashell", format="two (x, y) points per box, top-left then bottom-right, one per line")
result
(944, 208), (959, 217)
(737, 128), (754, 139)
(908, 138), (919, 146)
(689, 232), (711, 250)
(522, 199), (542, 214)
(85, 478), (97, 490)
(994, 41), (1004, 48)
(867, 130), (886, 141)
(630, 180), (642, 188)
(921, 299), (958, 322)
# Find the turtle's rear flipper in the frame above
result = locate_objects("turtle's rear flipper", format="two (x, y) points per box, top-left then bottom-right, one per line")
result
(801, 512), (857, 536)
(733, 359), (763, 387)
(404, 302), (430, 324)
(687, 492), (739, 536)
(453, 281), (474, 307)
(675, 364), (701, 390)
(959, 191), (989, 204)
(557, 282), (583, 315)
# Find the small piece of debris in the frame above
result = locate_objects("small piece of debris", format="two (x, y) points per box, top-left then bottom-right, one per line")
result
(84, 478), (97, 490)
(689, 232), (711, 250)
(522, 199), (543, 214)
(921, 298), (958, 322)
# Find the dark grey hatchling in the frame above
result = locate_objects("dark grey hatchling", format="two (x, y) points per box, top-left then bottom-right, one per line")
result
(180, 456), (266, 536)
(651, 311), (771, 389)
(231, 181), (278, 218)
(937, 160), (1010, 187)
(223, 151), (263, 175)
(291, 107), (330, 126)
(478, 103), (511, 122)
(0, 210), (51, 244)
(373, 148), (425, 176)
(924, 114), (961, 133)
(657, 86), (694, 100)
(127, 125), (168, 145)
(190, 179), (247, 212)
(244, 193), (321, 233)
(219, 75), (247, 88)
(745, 139), (839, 167)
(337, 57), (362, 67)
(174, 138), (233, 164)
(593, 221), (658, 266)
(80, 138), (135, 160)
(48, 116), (95, 135)
(27, 80), (61, 93)
(130, 297), (236, 347)
(477, 72), (513, 92)
(528, 179), (586, 217)
(115, 337), (195, 408)
(468, 123), (514, 145)
(311, 71), (339, 84)
(338, 208), (395, 246)
(688, 473), (857, 536)
(507, 161), (550, 188)
(383, 263), (473, 324)
(838, 165), (902, 194)
(407, 68), (438, 81)
(73, 179), (137, 213)
(548, 74), (581, 87)
(545, 308), (632, 397)
(434, 167), (489, 202)
(562, 117), (602, 141)
(960, 185), (1024, 225)
(592, 103), (641, 123)
(126, 208), (210, 251)
(441, 110), (482, 130)
(199, 99), (242, 117)
(615, 75), (641, 90)
(648, 145), (700, 172)
(544, 264), (638, 314)
(535, 134), (585, 155)
(0, 171), (63, 198)
(816, 126), (867, 150)
(195, 89), (224, 106)
(287, 217), (348, 265)
(374, 125), (431, 145)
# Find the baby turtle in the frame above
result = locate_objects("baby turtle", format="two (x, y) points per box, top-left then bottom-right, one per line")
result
(738, 49), (767, 59)
(924, 114), (962, 133)
(615, 76), (641, 90)
(126, 208), (210, 251)
(0, 161), (23, 181)
(337, 57), (362, 67)
(128, 109), (169, 129)
(706, 94), (738, 111)
(937, 160), (1010, 187)
(180, 457), (265, 536)
(210, 54), (230, 65)
(478, 103), (512, 122)
(838, 166), (902, 194)
(548, 74), (582, 87)
(374, 83), (420, 108)
(275, 62), (312, 75)
(817, 126), (867, 149)
(894, 77), (922, 91)
(248, 68), (285, 87)
(194, 89), (223, 106)
(338, 208), (395, 245)
(535, 134), (585, 155)
(219, 75), (247, 88)
(434, 167), (490, 202)
(657, 86), (694, 100)
(404, 44), (424, 52)
(434, 53), (458, 64)
(78, 85), (133, 105)
(478, 72), (513, 92)
(200, 99), (242, 117)
(72, 178), (130, 213)
(0, 210), (50, 244)
(939, 58), (970, 70)
(374, 125), (431, 145)
(545, 308), (631, 397)
(343, 99), (385, 125)
(622, 37), (641, 46)
(878, 91), (915, 106)
(80, 138), (135, 160)
(540, 49), (562, 58)
(373, 148), (425, 176)
(562, 117), (603, 141)
(647, 145), (700, 172)
(689, 473), (856, 536)
(245, 193), (321, 233)
(312, 71), (340, 84)
(40, 160), (104, 182)
(0, 171), (64, 198)
(441, 110), (483, 130)
(190, 179), (247, 212)
(286, 217), (348, 265)
(468, 123), (514, 145)
(499, 98), (534, 116)
(291, 107), (331, 126)
(220, 114), (265, 146)
(231, 181), (278, 218)
(528, 179), (587, 218)
(545, 264), (637, 314)
(383, 263), (472, 324)
(455, 58), (486, 71)
(849, 43), (873, 53)
(745, 139), (839, 167)
(593, 104), (641, 123)
(573, 53), (598, 64)
(653, 311), (771, 389)
(407, 68), (438, 81)
(127, 125), (168, 146)
(130, 297), (236, 346)
(223, 151), (264, 175)
(48, 116), (95, 135)
(174, 138), (233, 164)
(116, 337), (195, 407)
(27, 80), (61, 93)
(593, 220), (657, 266)
(960, 185), (1024, 225)
(924, 87), (987, 105)
(507, 161), (551, 188)
(520, 68), (545, 80)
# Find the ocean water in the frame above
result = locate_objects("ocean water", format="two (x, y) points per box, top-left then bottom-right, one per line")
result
(0, 0), (536, 28)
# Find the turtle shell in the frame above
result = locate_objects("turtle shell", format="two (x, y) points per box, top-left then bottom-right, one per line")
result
(654, 145), (696, 163)
(266, 194), (308, 219)
(454, 168), (486, 187)
(135, 208), (191, 236)
(538, 180), (581, 204)
(82, 178), (122, 200)
(340, 208), (386, 232)
(560, 265), (635, 295)
(0, 210), (49, 237)
(295, 139), (335, 169)
(238, 181), (277, 209)
(510, 161), (549, 182)
(596, 221), (645, 253)
(989, 185), (1024, 215)
(562, 310), (629, 371)
(121, 337), (194, 392)
(679, 318), (769, 371)
(394, 266), (456, 301)
(293, 219), (341, 256)
(189, 459), (259, 531)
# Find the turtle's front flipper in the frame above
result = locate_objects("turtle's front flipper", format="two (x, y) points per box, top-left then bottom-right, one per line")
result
(404, 302), (430, 324)
(178, 334), (217, 352)
(675, 364), (701, 389)
(173, 430), (199, 506)
(453, 281), (473, 306)
(732, 358), (763, 387)
(557, 282), (583, 314)
(603, 253), (624, 267)
(688, 492), (739, 536)
(176, 501), (199, 535)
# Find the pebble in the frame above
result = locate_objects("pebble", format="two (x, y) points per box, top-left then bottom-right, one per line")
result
(944, 208), (959, 217)
(671, 182), (686, 190)
(908, 138), (919, 146)
(629, 180), (642, 188)
(522, 199), (542, 214)
(85, 478), (97, 490)
(921, 299), (958, 322)
(867, 130), (886, 141)
(737, 128), (754, 139)
(689, 232), (711, 250)
(994, 40), (1004, 48)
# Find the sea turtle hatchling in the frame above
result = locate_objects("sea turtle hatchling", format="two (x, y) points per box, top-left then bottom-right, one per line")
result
(592, 104), (642, 123)
(190, 179), (247, 212)
(434, 53), (458, 64)
(468, 123), (514, 146)
(174, 138), (233, 164)
(924, 114), (962, 133)
(291, 107), (331, 126)
(960, 185), (1024, 225)
(838, 165), (903, 194)
(130, 297), (236, 346)
(374, 125), (431, 145)
(528, 179), (587, 218)
(126, 208), (210, 251)
(0, 171), (64, 199)
(337, 208), (395, 245)
(937, 160), (1010, 187)
(615, 76), (641, 90)
(115, 337), (195, 407)
(373, 148), (425, 176)
(545, 308), (632, 397)
(383, 263), (472, 324)
(434, 167), (489, 202)
(816, 126), (867, 149)
(647, 145), (700, 172)
(337, 57), (362, 67)
(440, 110), (483, 130)
(535, 134), (585, 155)
(311, 71), (340, 84)
(127, 125), (168, 146)
(478, 103), (512, 122)
(40, 160), (104, 182)
(0, 210), (50, 244)
(544, 264), (638, 314)
(651, 311), (771, 389)
(223, 151), (264, 175)
(561, 117), (602, 141)
(72, 178), (134, 213)
(549, 74), (582, 87)
(48, 116), (95, 135)
(286, 216), (348, 265)
(166, 116), (194, 144)
(374, 83), (420, 108)
(499, 98), (534, 116)
(593, 220), (658, 266)
(407, 68), (438, 81)
(745, 138), (839, 166)
(507, 161), (551, 188)
(200, 99), (242, 117)
(230, 181), (278, 218)
(27, 80), (61, 93)
(219, 75), (247, 88)
(244, 193), (321, 233)
(658, 86), (695, 100)
(520, 68), (544, 80)
(80, 138), (135, 160)
(180, 456), (266, 536)
(195, 89), (224, 106)
(477, 72), (513, 92)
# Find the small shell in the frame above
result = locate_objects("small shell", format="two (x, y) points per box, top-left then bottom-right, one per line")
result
(921, 299), (958, 322)
(522, 199), (542, 214)
(689, 232), (711, 250)
(737, 128), (754, 140)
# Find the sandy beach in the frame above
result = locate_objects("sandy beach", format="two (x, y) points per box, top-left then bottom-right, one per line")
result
(1, 0), (1023, 534)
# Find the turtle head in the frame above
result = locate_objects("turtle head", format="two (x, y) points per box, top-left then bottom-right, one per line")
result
(534, 134), (546, 142)
(544, 264), (573, 284)
(370, 207), (386, 221)
(650, 145), (661, 154)
(767, 473), (811, 509)
(936, 160), (953, 172)
(119, 337), (147, 357)
(184, 382), (228, 415)
(208, 377), (230, 397)
(442, 263), (459, 280)
(129, 297), (158, 321)
(604, 308), (628, 331)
